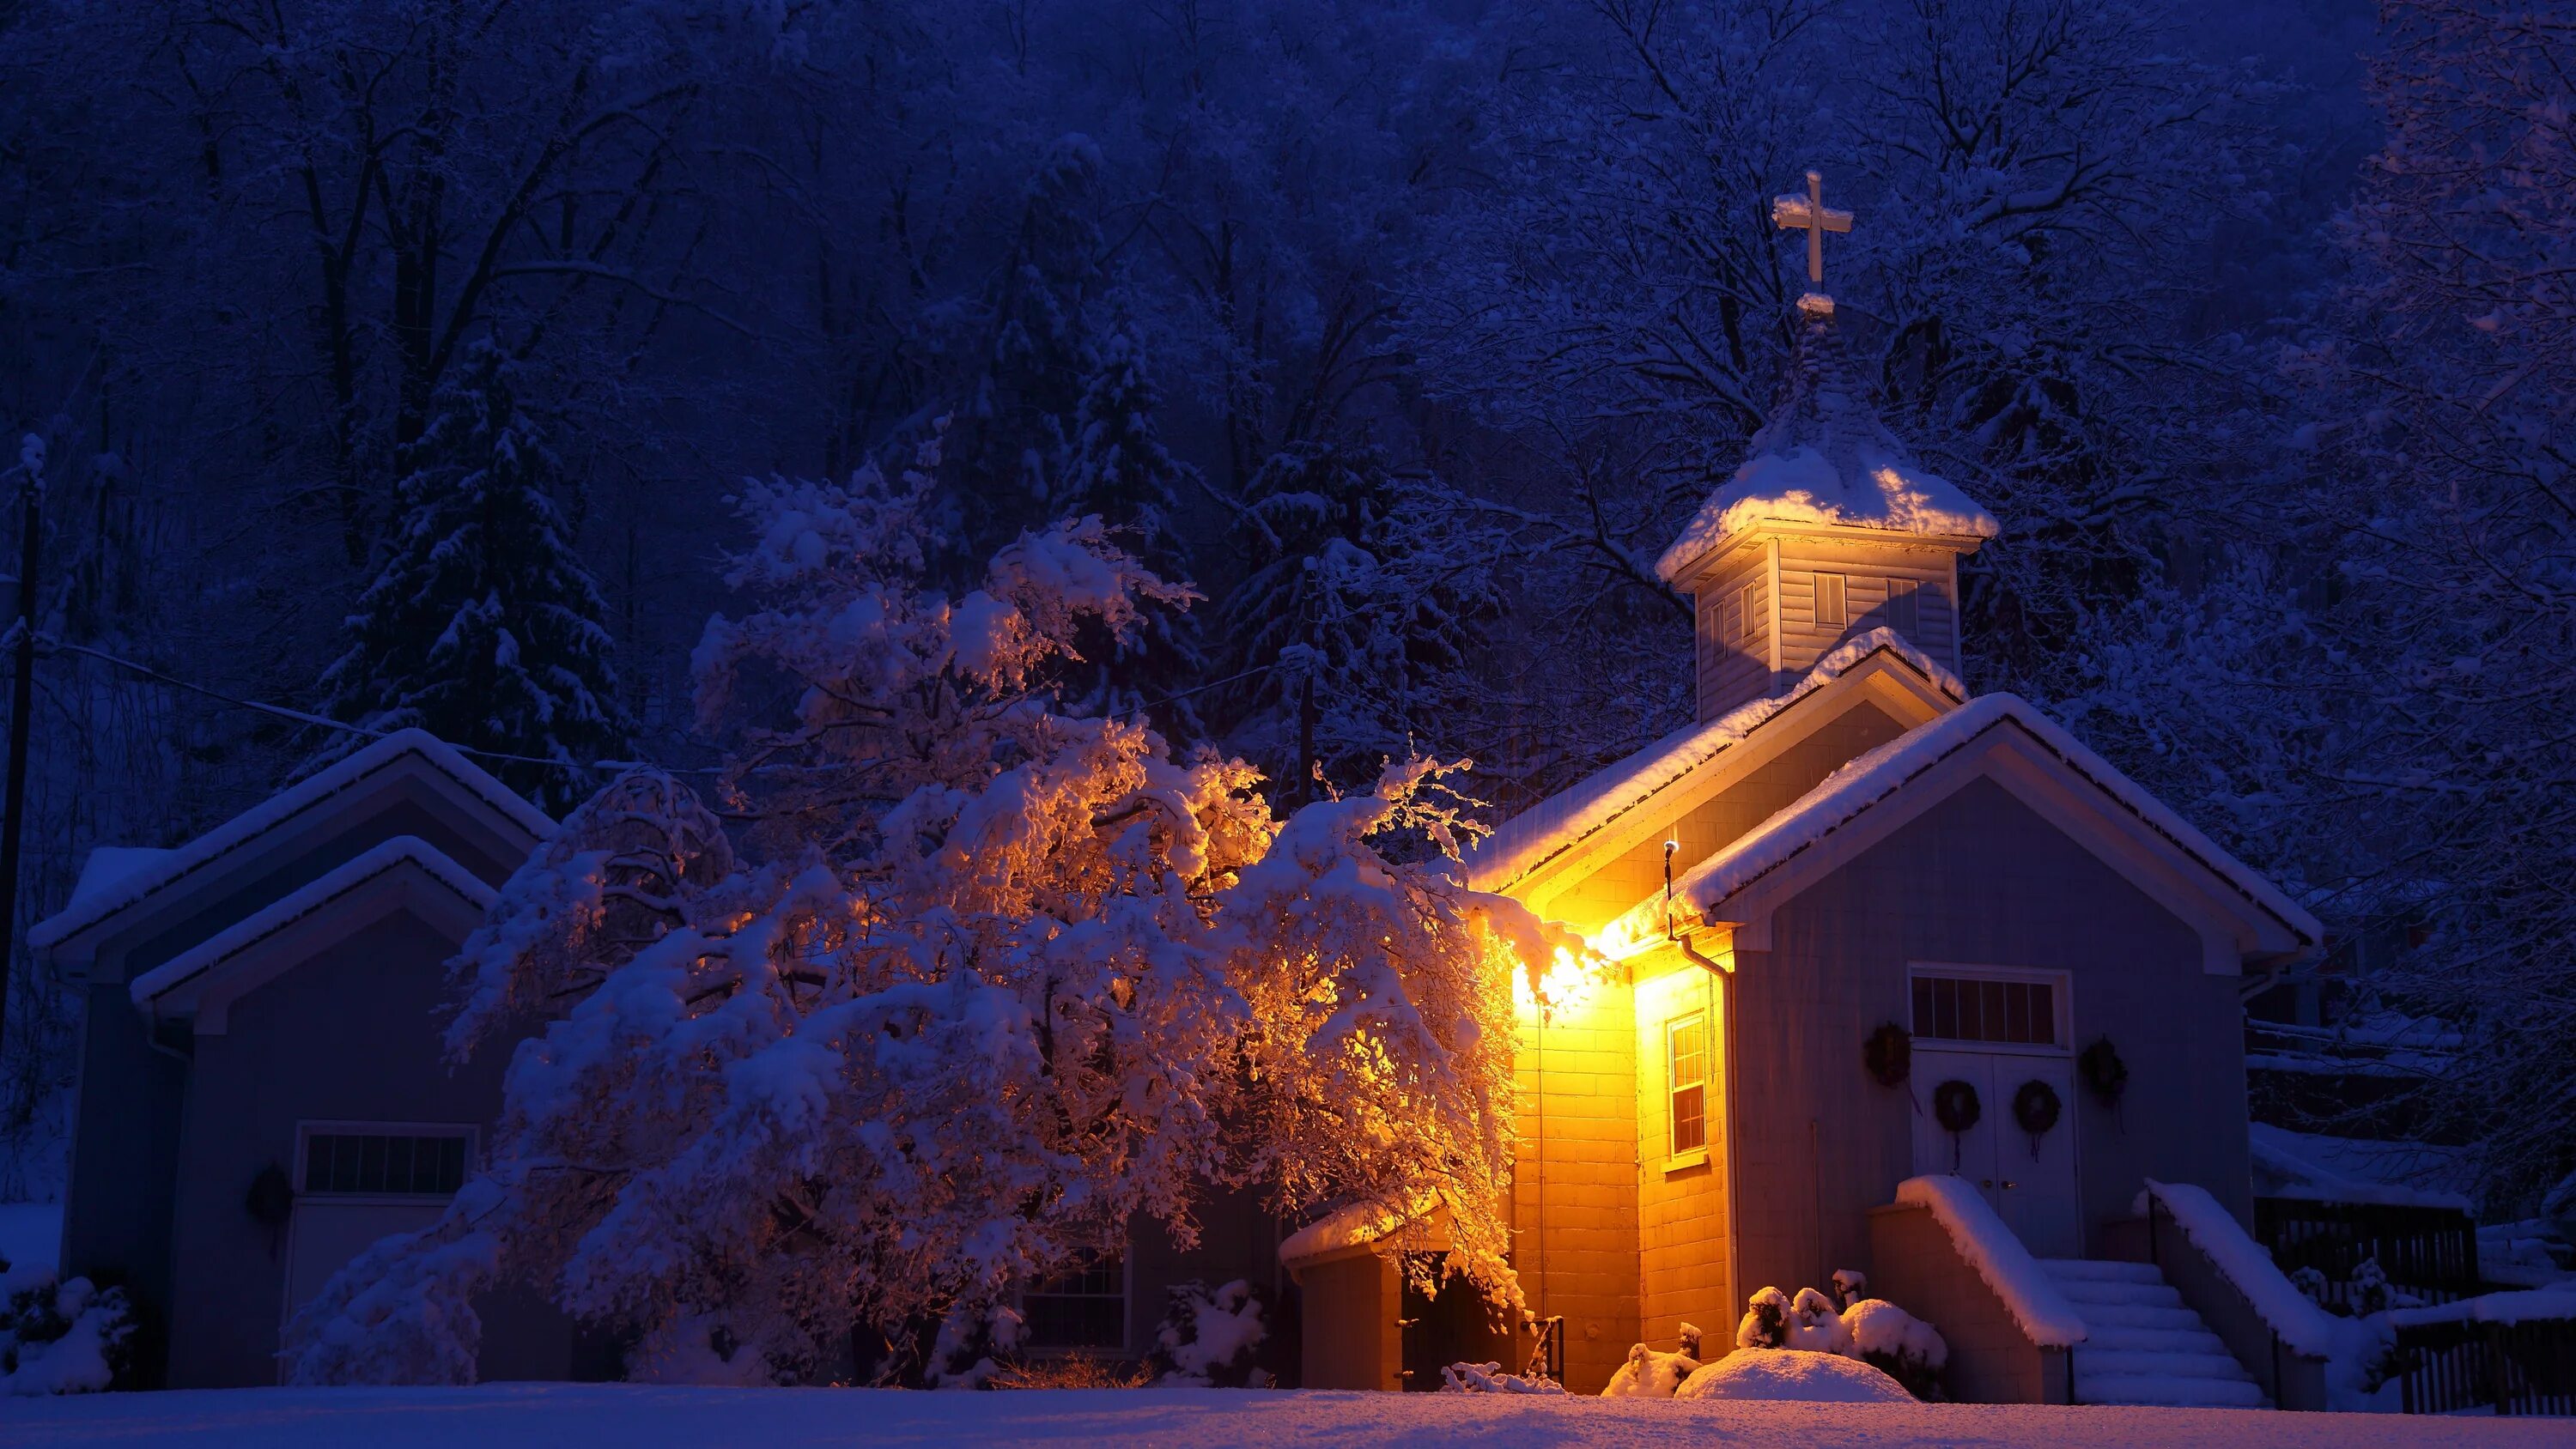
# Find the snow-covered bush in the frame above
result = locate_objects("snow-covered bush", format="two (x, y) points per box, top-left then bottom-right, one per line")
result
(1785, 1288), (1850, 1354)
(283, 433), (1582, 1385)
(1, 1260), (136, 1396)
(1841, 1299), (1947, 1401)
(1735, 1286), (1790, 1349)
(1830, 1269), (1868, 1310)
(1439, 1360), (1565, 1394)
(1726, 1283), (1947, 1401)
(1152, 1279), (1268, 1386)
(1598, 1337), (1699, 1397)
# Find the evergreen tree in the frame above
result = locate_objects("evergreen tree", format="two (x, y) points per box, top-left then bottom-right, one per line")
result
(941, 135), (1106, 562)
(1056, 329), (1205, 730)
(1218, 440), (1501, 801)
(315, 340), (636, 813)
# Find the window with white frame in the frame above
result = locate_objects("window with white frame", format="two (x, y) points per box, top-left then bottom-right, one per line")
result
(1910, 969), (2064, 1048)
(1814, 573), (1849, 630)
(1668, 1010), (1709, 1156)
(1021, 1252), (1127, 1351)
(299, 1126), (471, 1197)
(1737, 581), (1761, 644)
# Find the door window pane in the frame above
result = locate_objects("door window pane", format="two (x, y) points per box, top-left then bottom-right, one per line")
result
(302, 1131), (471, 1196)
(1910, 974), (2057, 1046)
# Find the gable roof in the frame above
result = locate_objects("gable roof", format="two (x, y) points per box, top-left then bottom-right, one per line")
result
(31, 729), (549, 957)
(1464, 629), (1965, 896)
(128, 834), (496, 1032)
(1611, 693), (2323, 959)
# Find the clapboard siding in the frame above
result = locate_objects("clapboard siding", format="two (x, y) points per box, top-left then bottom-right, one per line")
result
(1691, 544), (1772, 723)
(1775, 540), (1959, 679)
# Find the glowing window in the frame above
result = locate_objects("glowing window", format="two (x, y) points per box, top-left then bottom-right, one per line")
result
(1668, 1011), (1709, 1155)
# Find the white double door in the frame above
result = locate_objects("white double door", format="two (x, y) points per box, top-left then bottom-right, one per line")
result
(1911, 1049), (2083, 1258)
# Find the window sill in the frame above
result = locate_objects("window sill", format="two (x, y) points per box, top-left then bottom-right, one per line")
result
(1663, 1149), (1710, 1174)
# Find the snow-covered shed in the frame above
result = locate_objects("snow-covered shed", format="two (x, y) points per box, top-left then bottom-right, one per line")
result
(33, 730), (591, 1389)
(1287, 278), (2325, 1407)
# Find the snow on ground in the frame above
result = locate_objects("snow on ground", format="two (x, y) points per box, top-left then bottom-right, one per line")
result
(0, 1202), (60, 1274)
(3, 1386), (2567, 1448)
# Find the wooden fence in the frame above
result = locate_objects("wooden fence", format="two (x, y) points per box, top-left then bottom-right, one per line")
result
(2396, 1315), (2576, 1417)
(2253, 1196), (2480, 1311)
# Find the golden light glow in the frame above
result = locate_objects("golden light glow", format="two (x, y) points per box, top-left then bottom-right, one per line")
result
(1515, 944), (1607, 1021)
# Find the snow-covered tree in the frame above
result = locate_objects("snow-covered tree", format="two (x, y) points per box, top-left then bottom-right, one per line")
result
(2278, 0), (2576, 1215)
(1054, 329), (1206, 729)
(314, 340), (636, 813)
(283, 433), (1576, 1385)
(1218, 441), (1504, 801)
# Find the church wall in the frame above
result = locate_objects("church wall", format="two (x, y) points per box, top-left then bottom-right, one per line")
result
(164, 906), (577, 1389)
(1631, 960), (1729, 1360)
(1511, 983), (1639, 1393)
(1773, 540), (1959, 680)
(1535, 699), (1912, 937)
(1727, 775), (2251, 1307)
(57, 980), (190, 1383)
(1690, 544), (1772, 724)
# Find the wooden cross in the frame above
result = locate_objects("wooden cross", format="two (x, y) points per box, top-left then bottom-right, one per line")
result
(1771, 169), (1853, 313)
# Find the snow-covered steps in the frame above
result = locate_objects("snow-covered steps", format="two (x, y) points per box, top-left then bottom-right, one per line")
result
(2040, 1258), (2269, 1409)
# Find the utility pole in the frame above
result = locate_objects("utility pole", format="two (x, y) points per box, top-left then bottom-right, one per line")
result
(0, 433), (46, 1046)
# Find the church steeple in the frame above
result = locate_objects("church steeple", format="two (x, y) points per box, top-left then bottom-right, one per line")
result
(1656, 171), (1999, 724)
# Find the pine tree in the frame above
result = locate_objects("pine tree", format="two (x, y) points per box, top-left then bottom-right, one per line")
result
(1055, 329), (1205, 730)
(316, 340), (636, 814)
(1218, 441), (1501, 801)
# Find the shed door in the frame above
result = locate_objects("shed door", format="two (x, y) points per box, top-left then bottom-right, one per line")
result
(1912, 1050), (2082, 1258)
(278, 1125), (472, 1376)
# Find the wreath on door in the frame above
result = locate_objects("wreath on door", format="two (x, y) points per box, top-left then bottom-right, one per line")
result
(1932, 1078), (1980, 1169)
(2012, 1079), (2063, 1159)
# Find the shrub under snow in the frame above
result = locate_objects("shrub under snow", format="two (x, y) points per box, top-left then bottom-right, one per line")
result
(1, 1259), (135, 1396)
(1439, 1360), (1566, 1394)
(1152, 1279), (1267, 1386)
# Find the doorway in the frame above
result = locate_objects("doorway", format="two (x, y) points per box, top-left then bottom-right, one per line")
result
(1912, 1048), (2082, 1257)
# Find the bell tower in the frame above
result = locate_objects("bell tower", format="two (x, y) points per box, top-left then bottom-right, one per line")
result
(1656, 171), (1998, 724)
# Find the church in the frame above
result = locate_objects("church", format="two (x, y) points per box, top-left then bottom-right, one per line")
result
(1282, 181), (2330, 1407)
(38, 178), (2330, 1408)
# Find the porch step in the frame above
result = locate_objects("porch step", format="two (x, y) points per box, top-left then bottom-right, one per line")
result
(2040, 1258), (2268, 1410)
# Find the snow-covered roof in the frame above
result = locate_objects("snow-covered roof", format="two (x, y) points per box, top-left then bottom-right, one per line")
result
(1463, 629), (1963, 894)
(32, 729), (549, 954)
(1656, 314), (1997, 585)
(1627, 693), (2324, 951)
(1277, 1194), (1445, 1270)
(64, 846), (174, 919)
(128, 835), (497, 1011)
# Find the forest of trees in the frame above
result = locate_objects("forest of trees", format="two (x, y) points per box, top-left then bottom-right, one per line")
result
(0, 0), (2567, 1222)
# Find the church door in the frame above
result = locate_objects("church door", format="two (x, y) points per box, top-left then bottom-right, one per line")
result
(1911, 1049), (2083, 1258)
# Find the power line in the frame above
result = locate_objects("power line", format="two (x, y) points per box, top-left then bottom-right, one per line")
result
(40, 636), (699, 776)
(42, 636), (1261, 778)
